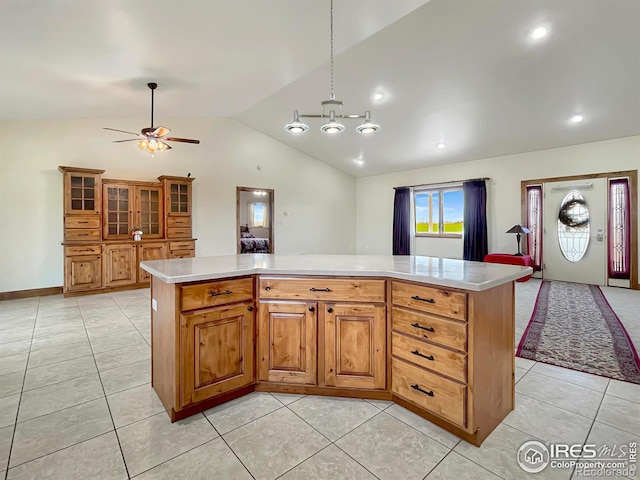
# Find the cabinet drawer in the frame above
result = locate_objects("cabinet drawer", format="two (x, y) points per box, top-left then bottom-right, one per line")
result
(393, 358), (466, 428)
(169, 240), (195, 251)
(65, 245), (102, 256)
(181, 277), (254, 311)
(259, 277), (385, 302)
(167, 227), (192, 238)
(65, 229), (101, 241)
(170, 250), (195, 259)
(167, 216), (192, 228)
(64, 215), (101, 229)
(392, 332), (467, 383)
(392, 307), (467, 352)
(392, 281), (466, 321)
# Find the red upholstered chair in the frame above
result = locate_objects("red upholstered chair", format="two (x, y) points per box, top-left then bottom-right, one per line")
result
(483, 254), (533, 282)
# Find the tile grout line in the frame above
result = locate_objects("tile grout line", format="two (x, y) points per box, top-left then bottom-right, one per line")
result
(570, 381), (610, 479)
(201, 414), (256, 480)
(523, 366), (613, 394)
(513, 391), (601, 422)
(77, 302), (132, 479)
(111, 299), (152, 348)
(4, 296), (40, 478)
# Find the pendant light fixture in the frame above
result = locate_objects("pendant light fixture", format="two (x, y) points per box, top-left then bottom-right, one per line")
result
(284, 0), (380, 135)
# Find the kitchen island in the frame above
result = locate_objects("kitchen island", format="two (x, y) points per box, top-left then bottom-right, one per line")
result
(141, 254), (531, 446)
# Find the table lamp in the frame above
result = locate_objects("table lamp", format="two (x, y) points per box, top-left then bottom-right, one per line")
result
(506, 224), (531, 256)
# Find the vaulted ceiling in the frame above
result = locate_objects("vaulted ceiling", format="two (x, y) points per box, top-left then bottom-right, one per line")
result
(2, 0), (639, 177)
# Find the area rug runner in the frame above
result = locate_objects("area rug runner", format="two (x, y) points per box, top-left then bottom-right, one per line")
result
(516, 280), (640, 384)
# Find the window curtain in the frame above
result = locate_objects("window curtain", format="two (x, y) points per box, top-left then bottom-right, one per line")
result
(248, 202), (268, 228)
(462, 180), (488, 261)
(608, 178), (631, 278)
(393, 187), (411, 255)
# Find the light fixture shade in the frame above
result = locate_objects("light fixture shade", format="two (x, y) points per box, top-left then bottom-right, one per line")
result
(284, 110), (309, 133)
(355, 111), (381, 134)
(320, 111), (345, 133)
(506, 224), (531, 234)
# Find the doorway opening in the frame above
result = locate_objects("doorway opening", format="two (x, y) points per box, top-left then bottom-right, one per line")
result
(236, 187), (274, 254)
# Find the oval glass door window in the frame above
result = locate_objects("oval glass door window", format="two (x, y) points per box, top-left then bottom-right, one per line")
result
(557, 191), (590, 262)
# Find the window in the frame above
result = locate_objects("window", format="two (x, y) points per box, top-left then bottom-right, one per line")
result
(248, 202), (268, 228)
(526, 185), (542, 270)
(414, 186), (464, 236)
(609, 178), (630, 278)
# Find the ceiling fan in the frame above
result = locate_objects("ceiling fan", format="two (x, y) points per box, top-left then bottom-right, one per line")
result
(104, 82), (200, 155)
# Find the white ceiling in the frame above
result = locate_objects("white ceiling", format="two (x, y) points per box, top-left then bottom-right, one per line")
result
(2, 0), (639, 177)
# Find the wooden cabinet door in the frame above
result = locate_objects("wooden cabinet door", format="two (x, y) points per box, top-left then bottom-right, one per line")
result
(180, 303), (254, 406)
(65, 255), (102, 291)
(165, 180), (191, 216)
(135, 186), (164, 238)
(324, 303), (386, 389)
(258, 302), (317, 385)
(138, 242), (167, 282)
(103, 184), (134, 239)
(63, 171), (102, 215)
(104, 244), (137, 286)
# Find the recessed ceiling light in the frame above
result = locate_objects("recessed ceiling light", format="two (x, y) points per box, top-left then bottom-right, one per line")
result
(354, 159), (364, 166)
(437, 142), (446, 149)
(570, 114), (584, 123)
(530, 26), (549, 40)
(373, 92), (384, 101)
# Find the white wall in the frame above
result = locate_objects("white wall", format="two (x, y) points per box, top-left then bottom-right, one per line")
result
(356, 136), (640, 261)
(0, 118), (356, 292)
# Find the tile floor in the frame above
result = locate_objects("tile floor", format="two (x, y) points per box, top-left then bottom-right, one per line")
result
(0, 280), (638, 479)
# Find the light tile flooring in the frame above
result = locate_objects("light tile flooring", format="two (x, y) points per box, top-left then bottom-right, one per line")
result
(0, 280), (638, 479)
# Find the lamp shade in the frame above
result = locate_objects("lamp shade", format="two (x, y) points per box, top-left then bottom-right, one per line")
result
(506, 224), (531, 234)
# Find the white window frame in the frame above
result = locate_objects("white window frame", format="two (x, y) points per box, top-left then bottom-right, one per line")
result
(413, 184), (464, 238)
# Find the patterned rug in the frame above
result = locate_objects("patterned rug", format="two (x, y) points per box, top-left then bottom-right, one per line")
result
(517, 280), (640, 384)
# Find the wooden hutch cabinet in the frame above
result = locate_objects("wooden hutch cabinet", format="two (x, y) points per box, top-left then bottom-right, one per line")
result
(60, 166), (196, 296)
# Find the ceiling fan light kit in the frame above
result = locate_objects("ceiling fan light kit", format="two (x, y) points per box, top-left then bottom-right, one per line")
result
(104, 82), (200, 156)
(285, 0), (380, 135)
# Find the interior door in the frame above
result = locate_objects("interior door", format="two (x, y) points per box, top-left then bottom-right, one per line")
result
(543, 178), (606, 285)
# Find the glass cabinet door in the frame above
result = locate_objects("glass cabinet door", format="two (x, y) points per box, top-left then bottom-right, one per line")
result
(137, 187), (163, 237)
(65, 172), (102, 215)
(103, 184), (133, 239)
(170, 182), (190, 214)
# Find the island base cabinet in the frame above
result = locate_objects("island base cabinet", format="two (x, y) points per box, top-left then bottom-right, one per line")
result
(258, 301), (317, 385)
(180, 303), (254, 407)
(324, 303), (386, 389)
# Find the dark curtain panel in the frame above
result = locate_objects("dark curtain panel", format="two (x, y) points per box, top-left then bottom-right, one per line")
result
(393, 187), (411, 255)
(463, 180), (488, 261)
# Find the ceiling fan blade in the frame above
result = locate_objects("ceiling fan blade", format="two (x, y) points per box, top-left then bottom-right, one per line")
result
(164, 137), (200, 144)
(153, 126), (171, 137)
(103, 127), (140, 136)
(113, 139), (141, 143)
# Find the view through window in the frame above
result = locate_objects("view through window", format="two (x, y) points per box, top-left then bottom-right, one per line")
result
(414, 187), (464, 235)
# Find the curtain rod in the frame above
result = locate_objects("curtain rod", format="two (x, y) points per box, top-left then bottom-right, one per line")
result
(393, 177), (490, 190)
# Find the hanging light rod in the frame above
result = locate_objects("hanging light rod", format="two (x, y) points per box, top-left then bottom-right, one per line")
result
(284, 0), (380, 135)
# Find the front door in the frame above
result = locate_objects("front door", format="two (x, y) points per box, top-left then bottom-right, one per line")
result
(542, 178), (606, 285)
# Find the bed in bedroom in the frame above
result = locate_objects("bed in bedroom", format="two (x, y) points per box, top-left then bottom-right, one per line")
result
(240, 232), (270, 253)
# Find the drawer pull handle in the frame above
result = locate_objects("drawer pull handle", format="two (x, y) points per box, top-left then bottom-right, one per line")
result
(310, 287), (332, 292)
(410, 322), (435, 332)
(411, 350), (434, 361)
(411, 295), (435, 303)
(78, 221), (89, 224)
(411, 384), (434, 397)
(210, 290), (232, 297)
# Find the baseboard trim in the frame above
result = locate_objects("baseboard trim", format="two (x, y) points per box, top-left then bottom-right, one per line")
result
(0, 286), (63, 301)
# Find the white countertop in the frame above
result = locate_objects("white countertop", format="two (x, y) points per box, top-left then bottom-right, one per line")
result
(140, 254), (532, 292)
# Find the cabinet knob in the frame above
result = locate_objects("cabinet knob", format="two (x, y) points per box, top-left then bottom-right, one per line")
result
(327, 307), (333, 313)
(265, 286), (271, 291)
(308, 306), (315, 312)
(247, 306), (254, 311)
